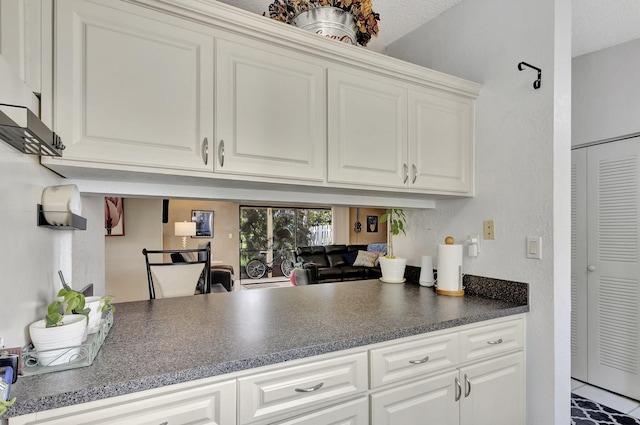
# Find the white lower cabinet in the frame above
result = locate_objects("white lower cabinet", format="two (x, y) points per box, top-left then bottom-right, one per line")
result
(370, 370), (460, 425)
(459, 352), (524, 425)
(369, 317), (524, 425)
(9, 378), (236, 425)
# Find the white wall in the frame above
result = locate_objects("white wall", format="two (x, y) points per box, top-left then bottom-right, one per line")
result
(573, 38), (640, 146)
(105, 198), (163, 302)
(387, 0), (571, 423)
(72, 195), (105, 295)
(0, 145), (65, 347)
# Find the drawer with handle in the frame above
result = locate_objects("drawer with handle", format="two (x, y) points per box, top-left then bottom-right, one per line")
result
(370, 332), (459, 389)
(459, 318), (524, 362)
(237, 351), (368, 424)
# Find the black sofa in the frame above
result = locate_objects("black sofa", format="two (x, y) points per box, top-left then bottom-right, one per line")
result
(294, 244), (382, 285)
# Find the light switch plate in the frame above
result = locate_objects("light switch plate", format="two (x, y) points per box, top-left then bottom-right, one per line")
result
(526, 236), (542, 259)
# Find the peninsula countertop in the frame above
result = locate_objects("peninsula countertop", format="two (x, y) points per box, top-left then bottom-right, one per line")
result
(6, 278), (528, 418)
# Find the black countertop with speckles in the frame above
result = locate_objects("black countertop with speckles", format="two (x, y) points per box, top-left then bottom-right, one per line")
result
(6, 278), (528, 418)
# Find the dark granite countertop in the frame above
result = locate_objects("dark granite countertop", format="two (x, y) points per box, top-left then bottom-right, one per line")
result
(6, 278), (528, 418)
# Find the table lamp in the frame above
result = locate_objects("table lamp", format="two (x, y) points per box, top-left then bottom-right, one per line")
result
(174, 221), (196, 249)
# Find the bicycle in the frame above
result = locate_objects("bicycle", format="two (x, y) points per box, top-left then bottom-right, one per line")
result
(245, 247), (295, 279)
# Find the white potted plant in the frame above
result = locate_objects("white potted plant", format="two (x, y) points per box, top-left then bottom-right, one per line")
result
(378, 208), (407, 283)
(28, 288), (89, 366)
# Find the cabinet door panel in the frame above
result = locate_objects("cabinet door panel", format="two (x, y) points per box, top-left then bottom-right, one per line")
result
(459, 352), (524, 425)
(370, 332), (459, 389)
(18, 380), (236, 425)
(54, 0), (214, 171)
(459, 318), (523, 362)
(215, 38), (326, 181)
(238, 352), (368, 424)
(274, 397), (368, 425)
(328, 68), (408, 188)
(409, 88), (474, 194)
(370, 370), (459, 425)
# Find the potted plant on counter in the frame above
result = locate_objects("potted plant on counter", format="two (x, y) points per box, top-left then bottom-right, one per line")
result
(378, 208), (407, 283)
(29, 287), (89, 366)
(265, 0), (380, 47)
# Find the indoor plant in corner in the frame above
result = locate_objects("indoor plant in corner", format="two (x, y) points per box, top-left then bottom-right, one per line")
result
(378, 208), (407, 283)
(28, 287), (89, 366)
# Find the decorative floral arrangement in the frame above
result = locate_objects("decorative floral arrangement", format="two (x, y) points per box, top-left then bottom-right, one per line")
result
(265, 0), (380, 46)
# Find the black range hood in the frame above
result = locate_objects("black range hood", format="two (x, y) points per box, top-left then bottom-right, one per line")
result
(0, 103), (65, 156)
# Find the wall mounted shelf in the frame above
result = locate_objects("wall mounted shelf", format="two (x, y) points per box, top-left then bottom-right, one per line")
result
(37, 204), (87, 230)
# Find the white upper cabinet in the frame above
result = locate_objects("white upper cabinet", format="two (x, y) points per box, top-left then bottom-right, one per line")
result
(42, 0), (480, 197)
(52, 0), (214, 172)
(214, 37), (326, 181)
(409, 87), (474, 195)
(328, 68), (408, 188)
(328, 68), (475, 195)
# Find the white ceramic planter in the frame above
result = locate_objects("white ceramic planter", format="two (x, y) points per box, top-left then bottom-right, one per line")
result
(85, 296), (105, 334)
(29, 314), (87, 366)
(378, 257), (407, 283)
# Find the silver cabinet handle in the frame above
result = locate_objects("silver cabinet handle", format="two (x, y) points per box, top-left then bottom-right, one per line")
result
(295, 382), (324, 393)
(454, 377), (461, 401)
(409, 355), (430, 365)
(218, 139), (225, 167)
(464, 374), (471, 397)
(201, 137), (209, 165)
(487, 338), (503, 345)
(587, 265), (596, 272)
(403, 163), (408, 183)
(412, 164), (417, 184)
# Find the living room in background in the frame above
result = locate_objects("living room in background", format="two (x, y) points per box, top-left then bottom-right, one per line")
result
(239, 206), (332, 282)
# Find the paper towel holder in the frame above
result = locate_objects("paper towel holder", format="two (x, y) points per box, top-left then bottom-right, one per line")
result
(37, 204), (87, 230)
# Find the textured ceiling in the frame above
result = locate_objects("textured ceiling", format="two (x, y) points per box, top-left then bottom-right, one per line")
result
(215, 0), (640, 57)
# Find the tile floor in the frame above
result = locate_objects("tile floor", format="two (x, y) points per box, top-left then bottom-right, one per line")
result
(572, 379), (640, 419)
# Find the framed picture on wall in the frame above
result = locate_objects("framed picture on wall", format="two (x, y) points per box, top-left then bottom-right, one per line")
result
(192, 210), (213, 237)
(367, 215), (378, 233)
(105, 197), (124, 236)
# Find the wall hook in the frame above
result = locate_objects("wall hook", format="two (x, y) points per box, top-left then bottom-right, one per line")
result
(518, 62), (542, 89)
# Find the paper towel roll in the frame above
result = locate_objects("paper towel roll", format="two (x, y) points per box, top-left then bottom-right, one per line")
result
(41, 184), (82, 226)
(437, 244), (463, 292)
(419, 256), (435, 287)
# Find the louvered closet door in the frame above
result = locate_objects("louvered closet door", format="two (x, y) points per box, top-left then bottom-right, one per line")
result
(571, 148), (588, 380)
(587, 137), (640, 400)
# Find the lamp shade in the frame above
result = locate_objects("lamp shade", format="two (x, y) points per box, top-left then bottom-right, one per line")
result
(174, 221), (196, 237)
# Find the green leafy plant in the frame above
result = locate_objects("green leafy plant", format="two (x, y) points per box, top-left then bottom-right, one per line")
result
(100, 295), (116, 313)
(265, 0), (380, 46)
(380, 208), (407, 258)
(45, 287), (89, 328)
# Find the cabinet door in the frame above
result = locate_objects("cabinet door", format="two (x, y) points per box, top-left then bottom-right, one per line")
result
(409, 88), (474, 194)
(215, 37), (326, 182)
(274, 397), (368, 425)
(370, 370), (459, 425)
(327, 68), (408, 188)
(53, 0), (214, 172)
(459, 352), (524, 425)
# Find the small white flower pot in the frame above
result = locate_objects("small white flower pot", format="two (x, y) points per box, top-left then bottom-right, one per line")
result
(29, 314), (87, 366)
(85, 296), (105, 334)
(379, 257), (407, 283)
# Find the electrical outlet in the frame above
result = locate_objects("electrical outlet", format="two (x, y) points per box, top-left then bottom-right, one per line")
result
(483, 220), (495, 240)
